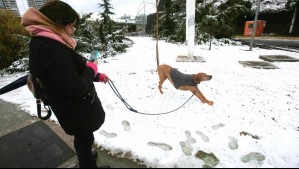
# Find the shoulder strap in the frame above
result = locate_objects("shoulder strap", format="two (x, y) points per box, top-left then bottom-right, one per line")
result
(27, 74), (52, 120)
(36, 99), (52, 120)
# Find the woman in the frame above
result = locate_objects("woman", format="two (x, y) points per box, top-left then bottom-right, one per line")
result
(21, 0), (108, 168)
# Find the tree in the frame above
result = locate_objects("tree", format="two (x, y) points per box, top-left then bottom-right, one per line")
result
(98, 23), (107, 45)
(286, 0), (299, 10)
(1, 10), (133, 73)
(106, 27), (133, 55)
(216, 0), (251, 38)
(196, 0), (222, 49)
(196, 0), (250, 49)
(154, 0), (250, 45)
(0, 10), (29, 70)
(167, 0), (187, 42)
(98, 0), (115, 34)
(74, 12), (133, 58)
(74, 13), (101, 53)
(159, 0), (176, 38)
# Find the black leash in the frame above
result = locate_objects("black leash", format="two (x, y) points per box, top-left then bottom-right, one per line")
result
(107, 79), (195, 115)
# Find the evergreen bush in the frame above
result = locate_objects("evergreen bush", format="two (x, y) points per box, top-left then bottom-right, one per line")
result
(0, 10), (29, 70)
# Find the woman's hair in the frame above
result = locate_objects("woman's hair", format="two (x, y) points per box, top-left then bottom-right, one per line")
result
(39, 0), (80, 27)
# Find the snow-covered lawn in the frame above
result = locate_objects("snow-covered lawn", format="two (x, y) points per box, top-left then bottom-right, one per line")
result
(1, 37), (299, 168)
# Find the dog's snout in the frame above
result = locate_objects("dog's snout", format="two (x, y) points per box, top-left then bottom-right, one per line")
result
(207, 75), (212, 80)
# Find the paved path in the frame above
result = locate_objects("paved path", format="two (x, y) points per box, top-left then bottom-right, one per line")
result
(0, 99), (146, 168)
(234, 36), (299, 52)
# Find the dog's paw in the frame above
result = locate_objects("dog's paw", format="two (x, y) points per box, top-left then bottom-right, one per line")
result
(207, 101), (214, 106)
(158, 86), (163, 94)
(158, 88), (164, 94)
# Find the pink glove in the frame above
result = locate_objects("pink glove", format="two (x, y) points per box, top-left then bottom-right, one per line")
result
(98, 73), (109, 83)
(86, 62), (98, 75)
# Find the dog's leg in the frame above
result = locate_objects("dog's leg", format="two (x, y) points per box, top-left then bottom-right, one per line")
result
(158, 72), (167, 94)
(158, 77), (167, 94)
(157, 64), (174, 94)
(193, 87), (214, 106)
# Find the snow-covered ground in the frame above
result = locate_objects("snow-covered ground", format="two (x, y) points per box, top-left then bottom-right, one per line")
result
(1, 37), (299, 168)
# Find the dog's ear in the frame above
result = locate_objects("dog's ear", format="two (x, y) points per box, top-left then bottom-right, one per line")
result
(195, 73), (202, 83)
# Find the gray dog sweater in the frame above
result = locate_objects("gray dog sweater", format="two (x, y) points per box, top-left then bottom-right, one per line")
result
(170, 68), (197, 89)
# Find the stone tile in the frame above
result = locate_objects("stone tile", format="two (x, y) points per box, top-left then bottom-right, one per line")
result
(259, 55), (299, 62)
(176, 55), (206, 62)
(239, 61), (279, 69)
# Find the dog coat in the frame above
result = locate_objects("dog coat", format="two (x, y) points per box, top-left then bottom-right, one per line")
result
(170, 68), (197, 89)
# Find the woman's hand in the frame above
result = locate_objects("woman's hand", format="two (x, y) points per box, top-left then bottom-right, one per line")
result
(98, 73), (109, 84)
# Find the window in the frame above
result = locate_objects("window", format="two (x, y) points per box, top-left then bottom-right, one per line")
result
(248, 24), (253, 29)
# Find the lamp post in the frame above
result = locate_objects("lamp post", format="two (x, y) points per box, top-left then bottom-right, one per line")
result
(289, 6), (297, 34)
(156, 0), (159, 68)
(186, 0), (195, 59)
(143, 0), (146, 35)
(249, 0), (261, 51)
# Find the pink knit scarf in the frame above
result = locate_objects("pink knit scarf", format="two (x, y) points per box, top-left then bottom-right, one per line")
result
(21, 7), (76, 49)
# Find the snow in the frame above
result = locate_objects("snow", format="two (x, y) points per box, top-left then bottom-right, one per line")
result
(1, 37), (299, 168)
(212, 0), (287, 12)
(251, 0), (288, 12)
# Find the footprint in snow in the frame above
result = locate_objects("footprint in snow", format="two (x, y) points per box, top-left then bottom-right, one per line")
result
(212, 123), (225, 130)
(147, 142), (172, 151)
(99, 130), (117, 138)
(185, 130), (196, 144)
(122, 120), (130, 132)
(180, 141), (193, 156)
(195, 130), (210, 142)
(241, 152), (266, 166)
(105, 104), (114, 110)
(228, 136), (238, 150)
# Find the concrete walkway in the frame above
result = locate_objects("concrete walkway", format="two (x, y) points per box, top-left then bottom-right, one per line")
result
(0, 99), (146, 168)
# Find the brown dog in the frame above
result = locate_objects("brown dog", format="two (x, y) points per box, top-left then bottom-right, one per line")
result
(157, 64), (214, 106)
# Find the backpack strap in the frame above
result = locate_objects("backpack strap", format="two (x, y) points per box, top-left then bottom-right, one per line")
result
(28, 74), (52, 120)
(36, 99), (52, 120)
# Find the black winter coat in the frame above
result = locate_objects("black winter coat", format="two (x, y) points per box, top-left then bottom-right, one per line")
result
(29, 36), (105, 135)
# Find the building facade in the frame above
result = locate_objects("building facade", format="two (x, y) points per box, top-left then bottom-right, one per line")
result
(27, 0), (50, 10)
(0, 0), (20, 16)
(0, 0), (53, 16)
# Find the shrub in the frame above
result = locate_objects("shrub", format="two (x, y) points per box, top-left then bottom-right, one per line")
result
(0, 10), (29, 70)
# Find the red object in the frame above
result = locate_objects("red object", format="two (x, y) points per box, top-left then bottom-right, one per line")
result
(86, 62), (98, 76)
(98, 73), (108, 83)
(244, 20), (266, 36)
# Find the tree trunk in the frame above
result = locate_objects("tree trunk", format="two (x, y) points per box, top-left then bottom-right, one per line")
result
(156, 0), (160, 69)
(209, 34), (212, 50)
